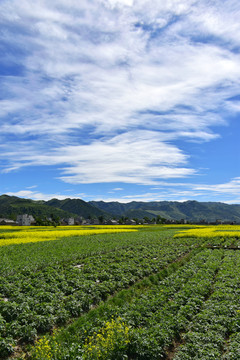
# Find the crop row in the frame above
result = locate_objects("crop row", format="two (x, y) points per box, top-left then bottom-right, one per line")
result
(0, 228), (192, 276)
(29, 249), (224, 360)
(0, 231), (198, 358)
(118, 249), (223, 360)
(174, 250), (240, 360)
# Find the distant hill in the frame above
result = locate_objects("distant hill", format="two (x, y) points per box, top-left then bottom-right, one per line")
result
(46, 198), (110, 219)
(0, 195), (74, 220)
(1, 195), (240, 223)
(90, 200), (240, 222)
(0, 195), (108, 220)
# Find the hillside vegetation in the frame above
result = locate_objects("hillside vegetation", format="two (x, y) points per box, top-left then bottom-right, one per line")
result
(90, 200), (240, 222)
(0, 195), (108, 220)
(46, 198), (110, 219)
(0, 195), (74, 220)
(1, 195), (240, 222)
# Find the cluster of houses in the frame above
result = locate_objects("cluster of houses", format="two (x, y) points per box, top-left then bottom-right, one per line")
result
(0, 214), (35, 226)
(0, 214), (238, 226)
(0, 214), (138, 226)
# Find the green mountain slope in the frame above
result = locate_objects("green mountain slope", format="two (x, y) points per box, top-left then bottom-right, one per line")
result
(0, 195), (74, 220)
(90, 200), (240, 222)
(46, 198), (110, 219)
(0, 195), (109, 220)
(1, 195), (240, 223)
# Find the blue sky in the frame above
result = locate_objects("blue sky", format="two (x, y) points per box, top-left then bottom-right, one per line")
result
(1, 0), (240, 203)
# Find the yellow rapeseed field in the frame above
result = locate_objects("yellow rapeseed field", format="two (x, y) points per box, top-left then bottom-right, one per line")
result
(0, 225), (138, 246)
(174, 225), (240, 238)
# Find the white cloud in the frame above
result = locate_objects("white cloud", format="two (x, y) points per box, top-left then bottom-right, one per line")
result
(90, 177), (240, 203)
(106, 0), (134, 7)
(5, 190), (80, 201)
(2, 131), (195, 184)
(6, 176), (240, 204)
(188, 0), (240, 46)
(194, 177), (240, 195)
(0, 0), (240, 188)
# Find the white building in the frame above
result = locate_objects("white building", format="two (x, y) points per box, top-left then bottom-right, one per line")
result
(16, 214), (35, 226)
(67, 217), (75, 225)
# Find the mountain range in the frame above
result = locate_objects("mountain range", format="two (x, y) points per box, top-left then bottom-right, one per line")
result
(90, 200), (240, 222)
(1, 195), (240, 223)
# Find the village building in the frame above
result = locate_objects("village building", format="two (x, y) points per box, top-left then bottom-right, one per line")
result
(61, 217), (75, 225)
(90, 218), (100, 225)
(75, 216), (84, 225)
(67, 217), (75, 225)
(106, 219), (119, 225)
(125, 219), (137, 225)
(82, 219), (92, 225)
(0, 218), (16, 225)
(16, 214), (35, 226)
(180, 219), (188, 224)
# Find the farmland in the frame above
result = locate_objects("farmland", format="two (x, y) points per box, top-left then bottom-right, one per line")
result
(0, 225), (240, 359)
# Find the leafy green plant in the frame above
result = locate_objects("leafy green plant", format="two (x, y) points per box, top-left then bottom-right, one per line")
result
(0, 336), (15, 358)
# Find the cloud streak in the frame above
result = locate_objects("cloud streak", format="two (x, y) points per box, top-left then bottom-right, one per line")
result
(7, 176), (240, 204)
(0, 0), (240, 190)
(88, 177), (240, 203)
(1, 131), (195, 184)
(5, 190), (77, 201)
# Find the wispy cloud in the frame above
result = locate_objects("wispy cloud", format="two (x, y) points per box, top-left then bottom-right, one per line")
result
(194, 177), (240, 195)
(26, 185), (38, 189)
(7, 176), (240, 204)
(2, 131), (195, 184)
(0, 0), (240, 188)
(5, 190), (80, 201)
(88, 177), (240, 203)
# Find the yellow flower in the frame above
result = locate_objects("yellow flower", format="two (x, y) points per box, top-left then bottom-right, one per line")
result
(0, 225), (138, 246)
(83, 317), (131, 359)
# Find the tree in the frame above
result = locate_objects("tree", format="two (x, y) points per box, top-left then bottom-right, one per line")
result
(98, 215), (104, 224)
(156, 215), (166, 224)
(119, 216), (128, 225)
(51, 213), (60, 227)
(143, 216), (150, 223)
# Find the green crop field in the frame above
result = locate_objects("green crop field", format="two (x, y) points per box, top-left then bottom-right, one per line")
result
(0, 225), (240, 359)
